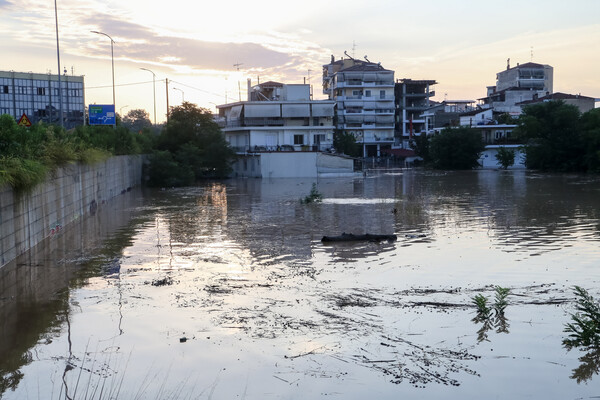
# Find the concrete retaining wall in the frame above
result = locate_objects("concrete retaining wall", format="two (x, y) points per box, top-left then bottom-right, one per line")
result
(0, 155), (143, 267)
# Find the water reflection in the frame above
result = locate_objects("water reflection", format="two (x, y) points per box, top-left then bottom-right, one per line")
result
(571, 349), (600, 384)
(2, 171), (600, 398)
(0, 189), (146, 395)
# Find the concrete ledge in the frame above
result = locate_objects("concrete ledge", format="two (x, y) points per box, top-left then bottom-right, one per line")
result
(0, 155), (143, 267)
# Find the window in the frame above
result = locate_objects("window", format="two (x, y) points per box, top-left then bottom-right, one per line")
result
(365, 90), (371, 97)
(37, 87), (46, 96)
(2, 86), (8, 94)
(380, 90), (386, 99)
(293, 134), (304, 145)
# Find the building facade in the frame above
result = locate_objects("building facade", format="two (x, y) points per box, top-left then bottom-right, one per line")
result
(394, 79), (436, 148)
(217, 81), (336, 153)
(0, 70), (85, 128)
(479, 61), (553, 114)
(322, 56), (395, 158)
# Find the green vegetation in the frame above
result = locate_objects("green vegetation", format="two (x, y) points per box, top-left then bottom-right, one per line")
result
(563, 286), (600, 350)
(147, 102), (235, 187)
(333, 130), (361, 157)
(516, 101), (600, 172)
(301, 183), (323, 204)
(472, 286), (511, 342)
(429, 127), (484, 169)
(472, 294), (492, 320)
(472, 286), (510, 320)
(494, 146), (515, 170)
(0, 113), (155, 192)
(1, 101), (236, 191)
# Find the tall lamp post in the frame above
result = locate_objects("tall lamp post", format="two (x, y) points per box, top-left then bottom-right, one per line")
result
(54, 0), (64, 129)
(91, 30), (116, 127)
(173, 87), (184, 103)
(140, 68), (157, 125)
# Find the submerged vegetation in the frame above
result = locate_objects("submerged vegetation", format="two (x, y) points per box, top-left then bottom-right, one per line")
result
(472, 286), (511, 342)
(301, 183), (323, 204)
(563, 286), (600, 350)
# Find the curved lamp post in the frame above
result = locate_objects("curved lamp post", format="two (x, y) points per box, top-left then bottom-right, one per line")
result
(173, 87), (184, 103)
(91, 30), (116, 127)
(140, 67), (157, 125)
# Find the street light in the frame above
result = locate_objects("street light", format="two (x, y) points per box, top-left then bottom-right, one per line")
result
(140, 67), (156, 125)
(91, 30), (115, 127)
(53, 0), (64, 129)
(173, 87), (184, 103)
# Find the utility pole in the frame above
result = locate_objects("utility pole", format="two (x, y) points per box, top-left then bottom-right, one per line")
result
(234, 63), (243, 102)
(165, 78), (170, 123)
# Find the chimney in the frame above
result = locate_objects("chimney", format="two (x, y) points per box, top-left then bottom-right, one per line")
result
(247, 78), (251, 101)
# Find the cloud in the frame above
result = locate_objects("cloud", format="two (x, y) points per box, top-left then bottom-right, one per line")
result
(80, 13), (297, 72)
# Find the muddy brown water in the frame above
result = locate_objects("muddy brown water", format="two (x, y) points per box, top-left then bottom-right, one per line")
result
(1, 170), (600, 399)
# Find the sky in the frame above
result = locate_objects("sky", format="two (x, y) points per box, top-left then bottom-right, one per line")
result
(1, 0), (599, 123)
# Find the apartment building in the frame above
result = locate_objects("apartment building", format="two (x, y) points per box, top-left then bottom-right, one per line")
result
(217, 80), (335, 153)
(394, 79), (437, 148)
(0, 70), (85, 128)
(480, 61), (553, 114)
(322, 56), (395, 157)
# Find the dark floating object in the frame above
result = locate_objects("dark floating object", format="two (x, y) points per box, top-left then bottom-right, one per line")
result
(321, 233), (397, 243)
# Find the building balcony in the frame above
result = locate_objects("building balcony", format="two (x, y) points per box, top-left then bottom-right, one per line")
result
(361, 134), (394, 143)
(403, 90), (435, 98)
(334, 81), (395, 89)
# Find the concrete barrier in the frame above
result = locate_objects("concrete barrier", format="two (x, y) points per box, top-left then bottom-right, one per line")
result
(0, 155), (143, 267)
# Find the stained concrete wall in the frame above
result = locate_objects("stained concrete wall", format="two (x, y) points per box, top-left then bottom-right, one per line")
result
(0, 155), (143, 267)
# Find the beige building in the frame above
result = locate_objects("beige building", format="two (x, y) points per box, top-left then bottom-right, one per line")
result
(323, 56), (395, 158)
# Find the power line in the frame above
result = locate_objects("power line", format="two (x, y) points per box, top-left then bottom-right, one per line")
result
(169, 80), (231, 101)
(86, 78), (233, 102)
(86, 79), (164, 89)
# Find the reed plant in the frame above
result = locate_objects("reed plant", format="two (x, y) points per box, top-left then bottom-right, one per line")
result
(301, 183), (323, 204)
(563, 286), (600, 350)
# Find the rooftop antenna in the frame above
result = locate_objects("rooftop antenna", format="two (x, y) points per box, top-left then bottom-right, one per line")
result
(233, 62), (243, 102)
(530, 46), (534, 62)
(352, 40), (357, 59)
(364, 55), (371, 63)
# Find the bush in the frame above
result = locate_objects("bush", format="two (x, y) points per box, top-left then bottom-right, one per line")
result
(145, 150), (194, 187)
(429, 127), (484, 169)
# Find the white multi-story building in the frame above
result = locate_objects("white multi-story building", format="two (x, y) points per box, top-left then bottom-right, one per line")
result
(217, 81), (357, 178)
(479, 61), (553, 114)
(323, 56), (395, 158)
(217, 80), (335, 153)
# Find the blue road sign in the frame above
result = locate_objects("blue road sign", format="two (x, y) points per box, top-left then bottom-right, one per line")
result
(89, 104), (116, 125)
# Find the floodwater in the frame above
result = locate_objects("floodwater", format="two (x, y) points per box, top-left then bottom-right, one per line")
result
(1, 170), (600, 399)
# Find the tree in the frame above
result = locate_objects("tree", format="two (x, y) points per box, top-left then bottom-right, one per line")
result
(410, 133), (431, 164)
(121, 109), (152, 133)
(580, 108), (600, 173)
(516, 101), (584, 171)
(148, 102), (235, 185)
(495, 147), (515, 170)
(429, 127), (484, 169)
(333, 130), (361, 157)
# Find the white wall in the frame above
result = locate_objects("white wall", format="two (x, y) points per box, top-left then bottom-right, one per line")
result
(479, 145), (526, 169)
(261, 153), (318, 178)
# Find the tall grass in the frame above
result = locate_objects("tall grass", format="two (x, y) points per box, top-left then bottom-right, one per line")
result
(0, 114), (149, 192)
